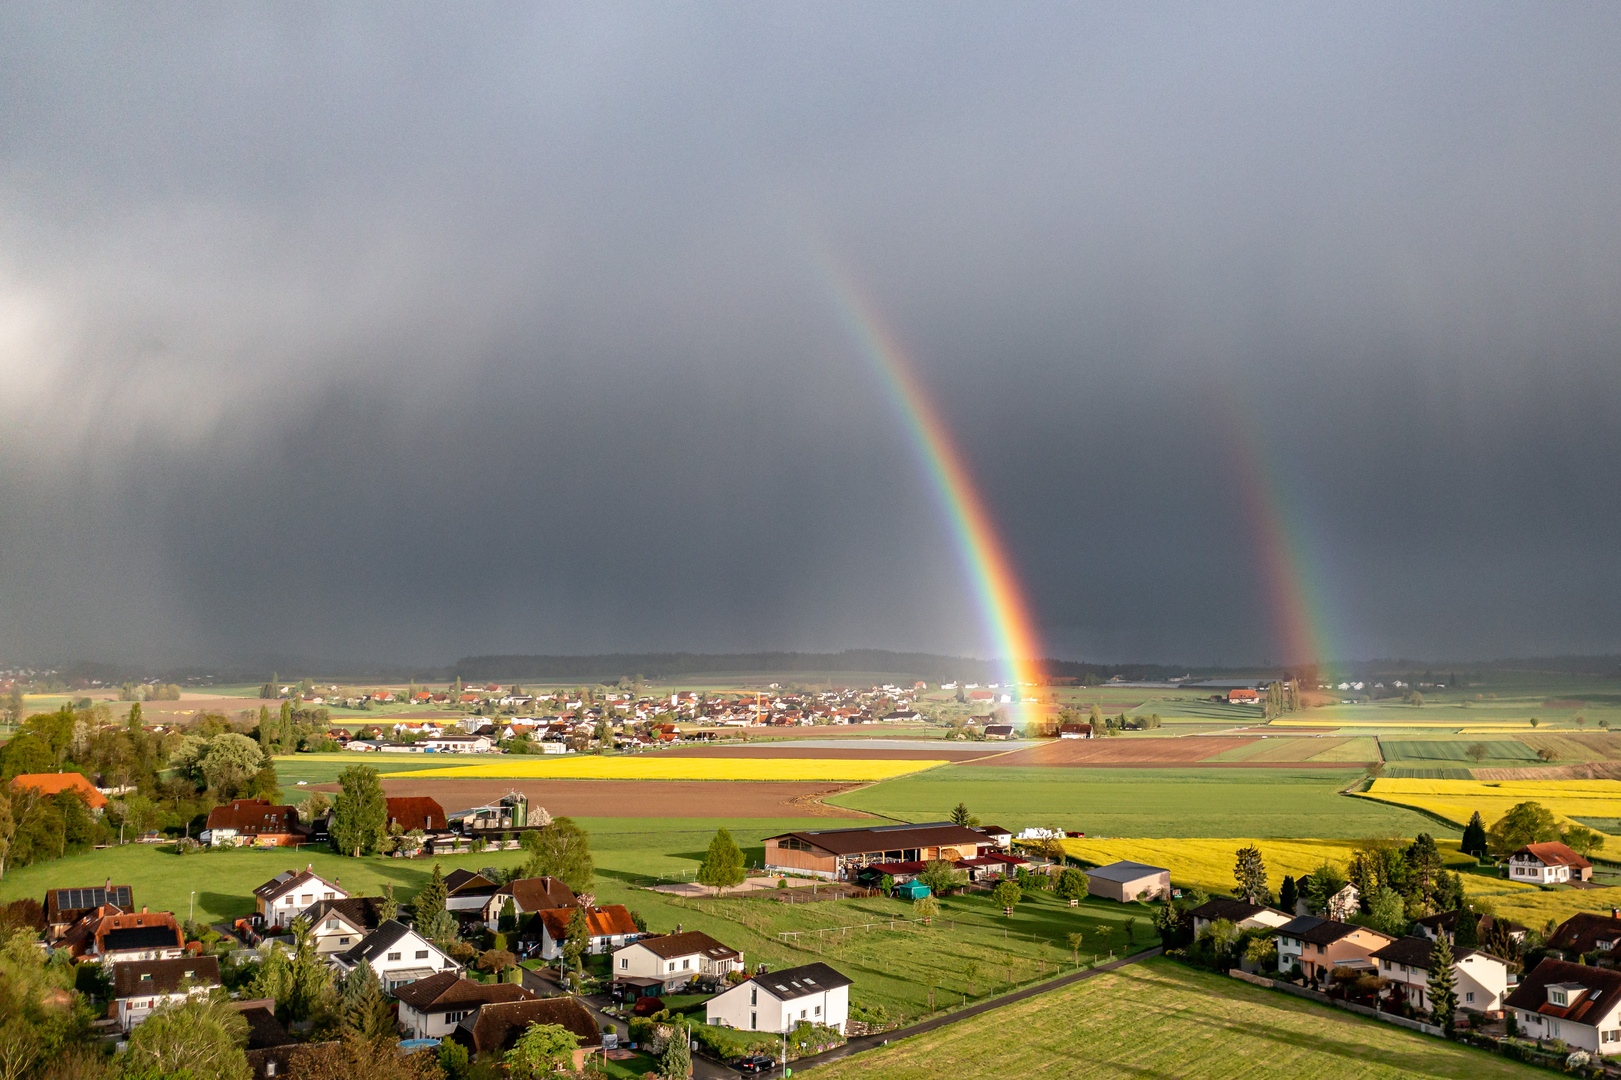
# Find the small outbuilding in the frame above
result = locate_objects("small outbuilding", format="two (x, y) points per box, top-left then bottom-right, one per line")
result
(1085, 861), (1170, 903)
(893, 880), (931, 901)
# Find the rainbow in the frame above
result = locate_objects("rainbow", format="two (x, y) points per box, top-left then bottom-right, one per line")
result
(815, 252), (1045, 704)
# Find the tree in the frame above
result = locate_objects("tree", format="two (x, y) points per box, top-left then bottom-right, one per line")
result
(965, 958), (982, 993)
(1460, 812), (1488, 860)
(1405, 834), (1444, 906)
(1244, 935), (1278, 970)
(122, 995), (251, 1080)
(1427, 934), (1458, 1035)
(991, 879), (1022, 915)
(1055, 868), (1089, 907)
(1366, 886), (1408, 937)
(337, 961), (393, 1043)
(477, 949), (517, 977)
(658, 1030), (690, 1080)
(438, 1039), (470, 1080)
(3, 684), (23, 727)
(377, 884), (397, 922)
(499, 896), (518, 933)
(918, 860), (966, 898)
(199, 733), (264, 797)
(504, 1022), (580, 1078)
(517, 817), (594, 891)
(331, 766), (388, 857)
(1278, 875), (1298, 914)
(561, 905), (590, 976)
(696, 828), (746, 895)
(297, 1036), (444, 1080)
(1454, 909), (1480, 948)
(1488, 801), (1560, 852)
(912, 896), (939, 925)
(949, 802), (975, 827)
(1066, 932), (1084, 964)
(1562, 824), (1607, 858)
(1233, 844), (1270, 903)
(412, 864), (457, 944)
(0, 791), (12, 879)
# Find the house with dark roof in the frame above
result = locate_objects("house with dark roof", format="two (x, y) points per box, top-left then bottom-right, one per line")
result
(203, 799), (305, 848)
(706, 962), (852, 1035)
(612, 930), (743, 995)
(482, 876), (576, 931)
(1545, 910), (1621, 960)
(252, 867), (348, 929)
(526, 904), (641, 961)
(1058, 723), (1093, 739)
(112, 956), (221, 1031)
(1510, 841), (1594, 884)
(43, 884), (132, 940)
(1274, 916), (1392, 981)
(392, 972), (535, 1039)
(301, 897), (384, 955)
(1086, 861), (1171, 903)
(444, 869), (502, 912)
(1371, 936), (1513, 1018)
(763, 822), (995, 881)
(332, 919), (460, 992)
(451, 997), (602, 1069)
(61, 908), (184, 964)
(1505, 959), (1621, 1055)
(385, 796), (448, 833)
(1188, 897), (1293, 937)
(1413, 909), (1527, 947)
(231, 998), (295, 1050)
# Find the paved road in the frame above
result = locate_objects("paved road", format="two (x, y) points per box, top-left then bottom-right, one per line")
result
(792, 947), (1163, 1073)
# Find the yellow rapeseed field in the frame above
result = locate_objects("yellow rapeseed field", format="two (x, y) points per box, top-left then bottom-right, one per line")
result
(1353, 778), (1621, 829)
(392, 756), (948, 782)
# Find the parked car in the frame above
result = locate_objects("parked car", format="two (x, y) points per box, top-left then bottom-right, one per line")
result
(631, 996), (666, 1017)
(735, 1055), (775, 1075)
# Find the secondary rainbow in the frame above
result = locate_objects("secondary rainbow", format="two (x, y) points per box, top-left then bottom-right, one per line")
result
(815, 252), (1045, 699)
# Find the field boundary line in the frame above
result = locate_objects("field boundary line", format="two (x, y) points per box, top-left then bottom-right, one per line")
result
(792, 947), (1162, 1072)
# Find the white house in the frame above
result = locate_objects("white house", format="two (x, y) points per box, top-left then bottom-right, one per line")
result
(1505, 959), (1621, 1054)
(391, 971), (535, 1039)
(423, 734), (494, 753)
(526, 905), (641, 960)
(300, 897), (383, 956)
(611, 930), (744, 994)
(706, 962), (851, 1035)
(252, 868), (348, 930)
(112, 956), (221, 1032)
(332, 919), (461, 992)
(1189, 898), (1294, 937)
(1508, 842), (1593, 885)
(1371, 936), (1513, 1017)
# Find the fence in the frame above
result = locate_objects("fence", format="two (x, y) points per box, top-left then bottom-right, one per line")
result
(1227, 970), (1444, 1037)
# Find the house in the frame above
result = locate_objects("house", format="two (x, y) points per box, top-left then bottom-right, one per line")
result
(233, 999), (295, 1051)
(423, 734), (494, 754)
(300, 897), (384, 955)
(1086, 861), (1171, 903)
(482, 876), (577, 931)
(1275, 916), (1393, 981)
(450, 997), (602, 1070)
(112, 956), (221, 1031)
(1371, 936), (1512, 1018)
(332, 919), (461, 992)
(526, 904), (641, 960)
(253, 868), (348, 929)
(60, 908), (184, 964)
(706, 961), (851, 1035)
(1227, 688), (1261, 704)
(1509, 842), (1594, 884)
(10, 772), (108, 811)
(1058, 723), (1093, 739)
(611, 930), (744, 996)
(762, 823), (995, 881)
(970, 825), (1013, 849)
(384, 796), (448, 833)
(392, 971), (535, 1039)
(1545, 910), (1621, 961)
(1414, 910), (1527, 946)
(43, 884), (132, 941)
(983, 725), (1015, 740)
(1505, 959), (1621, 1054)
(444, 869), (503, 912)
(1189, 898), (1293, 936)
(202, 800), (304, 848)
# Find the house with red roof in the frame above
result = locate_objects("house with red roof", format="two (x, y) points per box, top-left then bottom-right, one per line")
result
(385, 796), (448, 832)
(1505, 958), (1621, 1055)
(9, 772), (108, 810)
(1509, 842), (1593, 884)
(527, 904), (641, 960)
(202, 799), (304, 848)
(60, 907), (184, 964)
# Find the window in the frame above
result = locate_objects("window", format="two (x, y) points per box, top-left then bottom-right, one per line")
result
(750, 1012), (757, 1030)
(323, 892), (334, 900)
(800, 1009), (807, 1020)
(815, 1005), (821, 1016)
(668, 962), (675, 973)
(445, 1011), (470, 1023)
(620, 959), (629, 969)
(750, 988), (757, 1006)
(1466, 992), (1474, 1004)
(416, 951), (429, 960)
(387, 952), (402, 961)
(339, 937), (351, 945)
(682, 959), (690, 970)
(327, 919), (339, 930)
(301, 895), (312, 905)
(1551, 1021), (1562, 1038)
(1551, 989), (1569, 1007)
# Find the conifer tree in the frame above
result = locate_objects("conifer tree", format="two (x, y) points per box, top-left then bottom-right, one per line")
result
(1233, 844), (1271, 904)
(1427, 934), (1458, 1035)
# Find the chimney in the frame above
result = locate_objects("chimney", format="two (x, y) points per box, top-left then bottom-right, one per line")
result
(141, 906), (148, 914)
(1612, 908), (1618, 919)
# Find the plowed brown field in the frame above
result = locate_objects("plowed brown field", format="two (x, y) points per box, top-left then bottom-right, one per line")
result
(311, 777), (874, 818)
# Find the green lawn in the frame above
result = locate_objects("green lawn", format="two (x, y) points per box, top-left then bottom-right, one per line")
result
(828, 766), (1455, 837)
(812, 958), (1542, 1080)
(1378, 739), (1538, 763)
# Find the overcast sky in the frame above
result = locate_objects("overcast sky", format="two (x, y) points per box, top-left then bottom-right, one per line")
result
(2, 4), (1619, 669)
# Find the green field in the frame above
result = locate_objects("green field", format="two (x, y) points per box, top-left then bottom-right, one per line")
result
(271, 752), (501, 790)
(827, 766), (1456, 837)
(1378, 739), (1538, 763)
(812, 958), (1540, 1080)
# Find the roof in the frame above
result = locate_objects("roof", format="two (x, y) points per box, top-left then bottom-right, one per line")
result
(972, 825), (1012, 838)
(104, 925), (187, 953)
(534, 904), (639, 941)
(113, 956), (221, 997)
(983, 725), (1015, 736)
(62, 909), (182, 957)
(1513, 842), (1593, 870)
(1371, 936), (1489, 971)
(234, 1004), (295, 1050)
(302, 897), (383, 932)
(392, 971), (534, 1011)
(1546, 911), (1621, 956)
(629, 931), (740, 962)
(1087, 861), (1170, 884)
(45, 885), (132, 924)
(1190, 898), (1281, 924)
(764, 822), (991, 857)
(9, 772), (107, 809)
(457, 997), (601, 1055)
(496, 877), (577, 913)
(1505, 959), (1621, 1026)
(207, 799), (299, 835)
(749, 962), (852, 1001)
(1276, 915), (1385, 947)
(444, 869), (499, 895)
(339, 920), (422, 965)
(1414, 910), (1527, 938)
(385, 797), (447, 832)
(253, 868), (339, 902)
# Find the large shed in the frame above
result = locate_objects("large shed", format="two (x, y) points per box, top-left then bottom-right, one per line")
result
(1086, 860), (1170, 902)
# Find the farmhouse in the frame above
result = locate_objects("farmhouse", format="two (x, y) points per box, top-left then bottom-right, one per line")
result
(333, 919), (461, 991)
(450, 997), (602, 1069)
(1189, 897), (1293, 936)
(612, 930), (744, 996)
(983, 725), (1015, 740)
(706, 961), (851, 1034)
(1508, 842), (1593, 884)
(10, 771), (108, 810)
(423, 734), (495, 753)
(1275, 916), (1392, 981)
(392, 971), (535, 1039)
(203, 799), (304, 848)
(301, 897), (384, 955)
(1085, 861), (1170, 903)
(112, 956), (222, 1032)
(1371, 936), (1512, 1018)
(1505, 959), (1621, 1054)
(1545, 910), (1621, 960)
(43, 884), (133, 940)
(253, 868), (348, 929)
(763, 822), (993, 881)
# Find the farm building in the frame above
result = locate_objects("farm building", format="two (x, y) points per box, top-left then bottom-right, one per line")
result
(202, 799), (306, 848)
(1085, 861), (1170, 902)
(1227, 688), (1261, 703)
(763, 822), (996, 880)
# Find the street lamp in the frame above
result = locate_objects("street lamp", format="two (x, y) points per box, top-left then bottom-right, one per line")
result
(190, 891), (196, 925)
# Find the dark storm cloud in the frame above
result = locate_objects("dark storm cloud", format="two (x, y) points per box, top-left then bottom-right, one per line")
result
(1, 4), (1619, 667)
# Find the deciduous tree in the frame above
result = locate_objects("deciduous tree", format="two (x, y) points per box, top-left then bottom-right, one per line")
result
(1488, 801), (1560, 852)
(331, 766), (387, 857)
(122, 995), (250, 1080)
(517, 817), (594, 891)
(696, 828), (745, 896)
(991, 879), (1021, 915)
(504, 1022), (580, 1078)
